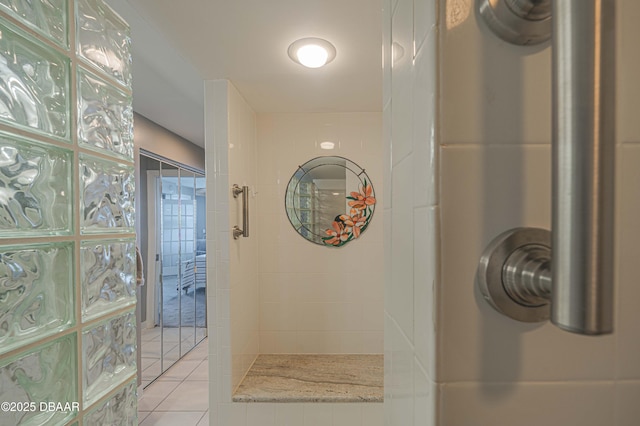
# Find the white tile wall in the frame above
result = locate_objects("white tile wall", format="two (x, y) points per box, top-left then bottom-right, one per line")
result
(414, 359), (436, 426)
(208, 0), (640, 423)
(216, 403), (383, 426)
(440, 0), (551, 146)
(207, 84), (385, 425)
(389, 155), (415, 340)
(385, 0), (640, 425)
(439, 382), (615, 426)
(206, 80), (261, 425)
(391, 0), (415, 164)
(615, 144), (640, 380)
(275, 404), (304, 425)
(226, 82), (260, 392)
(436, 0), (640, 420)
(386, 313), (415, 426)
(617, 1), (640, 143)
(256, 112), (384, 354)
(383, 0), (438, 425)
(439, 145), (616, 383)
(412, 31), (438, 208)
(383, 0), (439, 426)
(413, 206), (438, 380)
(205, 79), (225, 424)
(614, 381), (640, 426)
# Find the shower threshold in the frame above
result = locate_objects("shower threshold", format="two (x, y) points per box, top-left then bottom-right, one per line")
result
(232, 354), (384, 403)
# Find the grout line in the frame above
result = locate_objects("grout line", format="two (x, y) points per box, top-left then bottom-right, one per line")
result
(197, 410), (209, 424)
(139, 338), (210, 417)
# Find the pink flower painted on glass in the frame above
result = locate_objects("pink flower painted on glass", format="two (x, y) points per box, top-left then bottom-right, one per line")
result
(347, 183), (376, 211)
(339, 213), (367, 239)
(323, 179), (376, 247)
(324, 220), (351, 246)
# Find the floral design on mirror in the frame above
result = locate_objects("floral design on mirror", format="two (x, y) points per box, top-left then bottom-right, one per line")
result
(324, 180), (376, 246)
(285, 156), (376, 247)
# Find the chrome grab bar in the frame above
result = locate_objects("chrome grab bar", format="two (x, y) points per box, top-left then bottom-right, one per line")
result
(232, 184), (249, 239)
(551, 0), (615, 335)
(476, 0), (615, 335)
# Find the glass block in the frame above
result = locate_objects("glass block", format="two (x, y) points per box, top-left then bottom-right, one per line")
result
(0, 0), (69, 48)
(0, 20), (70, 140)
(299, 182), (311, 195)
(0, 333), (77, 426)
(79, 153), (134, 233)
(0, 133), (73, 236)
(84, 379), (136, 426)
(81, 238), (136, 321)
(82, 310), (136, 406)
(76, 0), (131, 87)
(77, 66), (133, 159)
(0, 242), (74, 355)
(299, 196), (311, 209)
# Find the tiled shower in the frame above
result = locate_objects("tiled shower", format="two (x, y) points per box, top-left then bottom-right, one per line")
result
(205, 80), (384, 425)
(0, 0), (137, 424)
(384, 0), (640, 425)
(3, 0), (636, 425)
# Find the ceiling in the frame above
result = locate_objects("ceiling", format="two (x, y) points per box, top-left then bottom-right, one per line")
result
(105, 0), (383, 148)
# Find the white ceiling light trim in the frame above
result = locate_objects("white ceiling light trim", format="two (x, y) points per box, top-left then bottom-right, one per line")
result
(288, 37), (336, 68)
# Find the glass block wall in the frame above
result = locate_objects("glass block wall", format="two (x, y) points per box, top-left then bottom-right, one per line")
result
(0, 0), (136, 424)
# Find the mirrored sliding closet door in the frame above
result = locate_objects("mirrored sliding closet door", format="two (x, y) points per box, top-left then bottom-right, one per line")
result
(138, 151), (207, 387)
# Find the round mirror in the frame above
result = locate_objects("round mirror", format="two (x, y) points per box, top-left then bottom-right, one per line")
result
(285, 156), (376, 247)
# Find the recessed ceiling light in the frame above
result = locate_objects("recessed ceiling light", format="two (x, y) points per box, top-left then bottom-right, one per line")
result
(288, 37), (336, 68)
(320, 141), (335, 150)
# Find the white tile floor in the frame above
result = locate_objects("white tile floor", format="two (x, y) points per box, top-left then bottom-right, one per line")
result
(140, 326), (208, 387)
(138, 338), (209, 425)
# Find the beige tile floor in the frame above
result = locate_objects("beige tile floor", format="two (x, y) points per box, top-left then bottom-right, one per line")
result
(140, 326), (208, 387)
(138, 338), (209, 425)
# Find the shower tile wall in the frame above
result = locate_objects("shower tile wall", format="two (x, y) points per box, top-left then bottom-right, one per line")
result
(217, 402), (384, 426)
(228, 81), (260, 392)
(0, 1), (136, 424)
(206, 80), (256, 416)
(256, 112), (383, 355)
(206, 80), (384, 426)
(384, 0), (640, 425)
(383, 0), (438, 424)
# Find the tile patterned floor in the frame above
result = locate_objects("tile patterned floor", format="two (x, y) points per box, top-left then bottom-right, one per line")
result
(138, 338), (209, 425)
(140, 325), (207, 387)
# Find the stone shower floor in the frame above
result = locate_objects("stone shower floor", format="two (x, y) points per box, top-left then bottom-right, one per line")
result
(232, 354), (384, 403)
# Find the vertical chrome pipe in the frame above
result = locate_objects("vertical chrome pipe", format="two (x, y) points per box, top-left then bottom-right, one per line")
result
(552, 0), (615, 334)
(477, 0), (616, 335)
(242, 185), (249, 237)
(232, 184), (249, 239)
